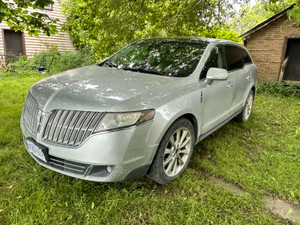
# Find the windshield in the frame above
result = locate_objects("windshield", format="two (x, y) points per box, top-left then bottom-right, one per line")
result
(101, 39), (208, 77)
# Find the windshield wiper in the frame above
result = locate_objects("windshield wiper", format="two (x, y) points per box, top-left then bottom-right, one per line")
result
(103, 62), (119, 69)
(122, 67), (167, 76)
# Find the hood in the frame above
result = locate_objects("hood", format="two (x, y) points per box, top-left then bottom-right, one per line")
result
(30, 65), (174, 112)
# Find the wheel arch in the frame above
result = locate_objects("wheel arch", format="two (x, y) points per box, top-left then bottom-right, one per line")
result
(177, 113), (198, 140)
(147, 112), (198, 168)
(251, 86), (256, 98)
(146, 112), (198, 178)
(159, 113), (199, 142)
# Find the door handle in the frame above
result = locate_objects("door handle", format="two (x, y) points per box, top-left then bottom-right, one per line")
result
(227, 82), (233, 88)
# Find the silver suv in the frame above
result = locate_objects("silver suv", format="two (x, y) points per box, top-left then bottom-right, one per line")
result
(21, 38), (257, 184)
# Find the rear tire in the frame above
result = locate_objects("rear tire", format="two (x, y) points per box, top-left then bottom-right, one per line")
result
(147, 118), (195, 184)
(234, 90), (254, 123)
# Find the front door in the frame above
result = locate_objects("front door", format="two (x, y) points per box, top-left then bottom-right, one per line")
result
(4, 30), (24, 56)
(202, 78), (234, 133)
(200, 46), (233, 133)
(283, 39), (300, 81)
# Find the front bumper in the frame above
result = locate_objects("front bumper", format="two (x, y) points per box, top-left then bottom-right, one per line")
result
(21, 120), (158, 182)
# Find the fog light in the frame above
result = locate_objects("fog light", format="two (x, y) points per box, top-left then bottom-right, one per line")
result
(106, 166), (112, 173)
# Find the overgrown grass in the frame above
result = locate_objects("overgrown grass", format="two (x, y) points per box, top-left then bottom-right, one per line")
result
(257, 82), (300, 97)
(0, 73), (299, 224)
(6, 46), (95, 75)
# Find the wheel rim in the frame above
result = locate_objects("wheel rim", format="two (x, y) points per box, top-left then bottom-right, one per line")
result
(244, 93), (253, 120)
(163, 127), (192, 177)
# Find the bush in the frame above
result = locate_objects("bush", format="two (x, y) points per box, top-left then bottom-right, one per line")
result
(9, 46), (96, 74)
(257, 81), (300, 97)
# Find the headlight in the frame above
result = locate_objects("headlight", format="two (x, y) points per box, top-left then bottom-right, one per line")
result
(94, 109), (155, 133)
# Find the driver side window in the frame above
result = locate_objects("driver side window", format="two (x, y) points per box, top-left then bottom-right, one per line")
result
(200, 46), (225, 79)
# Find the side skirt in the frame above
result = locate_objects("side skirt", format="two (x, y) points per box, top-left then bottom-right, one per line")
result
(196, 108), (243, 144)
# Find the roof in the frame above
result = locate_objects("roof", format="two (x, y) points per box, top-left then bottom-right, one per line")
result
(240, 4), (295, 39)
(137, 37), (244, 50)
(138, 37), (244, 46)
(139, 37), (222, 43)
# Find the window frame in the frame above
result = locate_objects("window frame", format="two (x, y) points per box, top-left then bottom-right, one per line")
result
(200, 45), (226, 80)
(44, 4), (53, 11)
(240, 48), (253, 65)
(223, 44), (246, 72)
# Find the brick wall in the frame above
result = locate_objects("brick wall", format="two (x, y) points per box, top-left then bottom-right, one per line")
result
(244, 15), (300, 81)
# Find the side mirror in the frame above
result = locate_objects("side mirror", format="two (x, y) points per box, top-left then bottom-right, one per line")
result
(206, 68), (228, 80)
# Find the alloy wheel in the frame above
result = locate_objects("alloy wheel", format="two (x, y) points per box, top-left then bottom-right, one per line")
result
(244, 93), (253, 120)
(163, 127), (192, 177)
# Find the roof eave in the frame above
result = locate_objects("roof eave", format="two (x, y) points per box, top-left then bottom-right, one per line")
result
(240, 4), (295, 39)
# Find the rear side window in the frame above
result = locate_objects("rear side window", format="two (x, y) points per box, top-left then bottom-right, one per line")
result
(224, 46), (244, 71)
(240, 49), (252, 64)
(200, 46), (226, 79)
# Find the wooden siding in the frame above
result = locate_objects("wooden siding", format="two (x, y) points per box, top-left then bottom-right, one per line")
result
(0, 0), (74, 57)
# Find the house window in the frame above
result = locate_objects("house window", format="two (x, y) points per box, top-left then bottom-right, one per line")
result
(44, 4), (53, 10)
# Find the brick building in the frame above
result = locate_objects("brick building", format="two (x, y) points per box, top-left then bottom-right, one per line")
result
(241, 5), (300, 81)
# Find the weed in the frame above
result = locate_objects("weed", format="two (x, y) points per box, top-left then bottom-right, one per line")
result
(257, 82), (300, 98)
(8, 46), (95, 74)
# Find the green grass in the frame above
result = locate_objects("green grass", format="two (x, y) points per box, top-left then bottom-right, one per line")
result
(0, 72), (299, 224)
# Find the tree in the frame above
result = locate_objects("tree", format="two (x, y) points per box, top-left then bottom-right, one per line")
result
(287, 4), (300, 21)
(230, 0), (299, 34)
(229, 3), (272, 34)
(0, 0), (58, 36)
(263, 0), (300, 21)
(62, 0), (242, 59)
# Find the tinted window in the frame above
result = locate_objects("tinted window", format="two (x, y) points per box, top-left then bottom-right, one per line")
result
(200, 46), (225, 79)
(103, 40), (208, 77)
(224, 46), (244, 71)
(240, 49), (252, 64)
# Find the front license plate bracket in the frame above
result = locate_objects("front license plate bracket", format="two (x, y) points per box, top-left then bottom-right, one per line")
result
(25, 138), (49, 163)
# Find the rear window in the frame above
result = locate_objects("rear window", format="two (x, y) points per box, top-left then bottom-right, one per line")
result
(224, 46), (244, 71)
(240, 49), (252, 64)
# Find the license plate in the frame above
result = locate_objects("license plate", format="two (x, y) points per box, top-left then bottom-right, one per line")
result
(26, 139), (47, 162)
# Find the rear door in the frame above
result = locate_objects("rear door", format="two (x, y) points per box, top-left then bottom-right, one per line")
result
(224, 45), (249, 113)
(200, 46), (234, 133)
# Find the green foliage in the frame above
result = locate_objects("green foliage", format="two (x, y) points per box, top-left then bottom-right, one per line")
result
(0, 0), (58, 36)
(229, 3), (272, 34)
(230, 0), (298, 34)
(257, 81), (300, 97)
(287, 3), (300, 21)
(268, 0), (300, 21)
(62, 0), (241, 59)
(262, 0), (298, 14)
(0, 73), (299, 224)
(9, 46), (95, 74)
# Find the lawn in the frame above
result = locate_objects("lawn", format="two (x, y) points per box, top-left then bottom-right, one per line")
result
(0, 72), (299, 224)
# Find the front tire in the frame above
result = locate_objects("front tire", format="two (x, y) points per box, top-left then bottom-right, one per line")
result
(147, 118), (195, 184)
(235, 90), (254, 122)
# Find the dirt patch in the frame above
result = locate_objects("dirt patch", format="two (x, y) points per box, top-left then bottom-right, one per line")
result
(263, 196), (300, 223)
(210, 177), (245, 196)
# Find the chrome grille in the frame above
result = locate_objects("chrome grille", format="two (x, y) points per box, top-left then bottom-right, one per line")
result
(42, 110), (104, 147)
(23, 92), (40, 134)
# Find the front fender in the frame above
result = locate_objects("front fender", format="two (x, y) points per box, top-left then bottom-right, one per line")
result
(143, 89), (202, 164)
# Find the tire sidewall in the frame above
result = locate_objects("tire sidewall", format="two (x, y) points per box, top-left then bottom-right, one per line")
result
(242, 90), (254, 122)
(148, 118), (195, 184)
